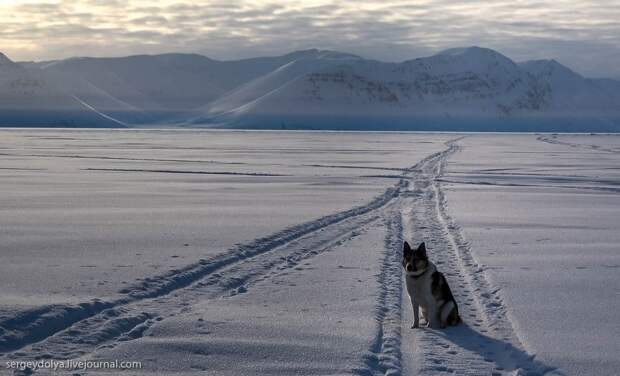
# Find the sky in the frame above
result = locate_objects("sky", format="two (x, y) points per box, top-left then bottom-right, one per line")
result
(0, 0), (619, 78)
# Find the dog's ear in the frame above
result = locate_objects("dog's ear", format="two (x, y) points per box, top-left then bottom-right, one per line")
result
(416, 242), (427, 258)
(403, 241), (412, 256)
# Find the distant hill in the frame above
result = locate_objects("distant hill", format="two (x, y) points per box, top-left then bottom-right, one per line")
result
(2, 48), (619, 131)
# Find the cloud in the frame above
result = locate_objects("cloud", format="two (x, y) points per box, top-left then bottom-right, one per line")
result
(0, 0), (618, 77)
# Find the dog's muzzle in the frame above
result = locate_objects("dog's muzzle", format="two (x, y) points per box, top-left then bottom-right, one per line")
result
(406, 267), (427, 278)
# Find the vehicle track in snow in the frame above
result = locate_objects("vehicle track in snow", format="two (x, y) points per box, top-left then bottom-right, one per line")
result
(1, 137), (555, 376)
(354, 202), (403, 376)
(0, 144), (451, 367)
(0, 201), (388, 364)
(5, 211), (382, 364)
(353, 139), (462, 376)
(399, 139), (558, 375)
(537, 134), (620, 154)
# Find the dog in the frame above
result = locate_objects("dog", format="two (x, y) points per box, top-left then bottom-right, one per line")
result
(402, 241), (460, 329)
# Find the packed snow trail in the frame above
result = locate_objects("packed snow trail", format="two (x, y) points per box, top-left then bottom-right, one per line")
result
(352, 140), (463, 376)
(0, 142), (450, 368)
(399, 139), (559, 375)
(353, 204), (404, 376)
(352, 138), (559, 375)
(0, 137), (559, 375)
(0, 197), (387, 360)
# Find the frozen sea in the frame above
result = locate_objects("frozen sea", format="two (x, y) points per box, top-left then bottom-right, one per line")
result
(0, 129), (618, 375)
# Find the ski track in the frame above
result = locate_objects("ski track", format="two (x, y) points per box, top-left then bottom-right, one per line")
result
(0, 137), (559, 376)
(0, 143), (448, 368)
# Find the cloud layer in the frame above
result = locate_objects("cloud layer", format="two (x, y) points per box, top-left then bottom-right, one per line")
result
(1, 0), (619, 78)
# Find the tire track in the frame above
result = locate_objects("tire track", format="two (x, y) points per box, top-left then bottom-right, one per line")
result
(354, 202), (403, 376)
(0, 200), (386, 361)
(353, 139), (463, 376)
(0, 179), (397, 356)
(0, 144), (453, 363)
(537, 134), (620, 154)
(9, 211), (382, 362)
(401, 139), (558, 375)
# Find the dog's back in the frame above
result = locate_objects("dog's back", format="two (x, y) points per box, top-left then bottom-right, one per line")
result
(431, 270), (460, 326)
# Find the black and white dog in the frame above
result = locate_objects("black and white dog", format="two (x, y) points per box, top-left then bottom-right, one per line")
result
(402, 241), (460, 329)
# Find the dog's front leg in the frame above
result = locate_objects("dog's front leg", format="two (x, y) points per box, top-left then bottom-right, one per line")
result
(410, 296), (420, 328)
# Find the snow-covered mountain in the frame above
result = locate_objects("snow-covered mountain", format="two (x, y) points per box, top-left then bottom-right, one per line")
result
(5, 49), (340, 126)
(1, 47), (619, 131)
(0, 52), (124, 127)
(519, 59), (620, 112)
(198, 47), (620, 131)
(195, 50), (361, 118)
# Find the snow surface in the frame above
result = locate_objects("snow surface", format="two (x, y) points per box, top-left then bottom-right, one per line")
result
(0, 130), (618, 375)
(0, 129), (450, 305)
(443, 134), (620, 375)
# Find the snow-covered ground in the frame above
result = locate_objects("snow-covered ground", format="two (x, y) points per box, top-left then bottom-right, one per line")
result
(443, 134), (620, 375)
(0, 130), (618, 375)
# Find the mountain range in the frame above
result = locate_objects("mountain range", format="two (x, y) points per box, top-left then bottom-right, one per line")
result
(1, 47), (619, 131)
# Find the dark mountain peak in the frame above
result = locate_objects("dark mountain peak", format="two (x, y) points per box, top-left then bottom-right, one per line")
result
(0, 52), (16, 66)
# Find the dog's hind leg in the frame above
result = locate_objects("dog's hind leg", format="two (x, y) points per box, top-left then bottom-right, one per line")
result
(426, 306), (441, 329)
(440, 301), (457, 327)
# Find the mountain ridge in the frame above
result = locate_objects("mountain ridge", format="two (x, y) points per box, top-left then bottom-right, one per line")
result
(1, 47), (619, 131)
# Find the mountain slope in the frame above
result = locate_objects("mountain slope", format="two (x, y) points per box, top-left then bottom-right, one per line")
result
(24, 50), (346, 125)
(40, 50), (344, 111)
(191, 50), (361, 122)
(194, 47), (619, 131)
(519, 59), (620, 112)
(0, 53), (125, 127)
(2, 48), (620, 131)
